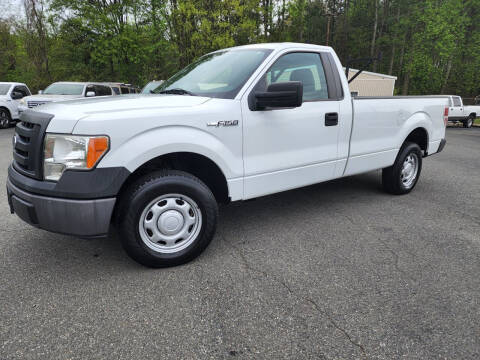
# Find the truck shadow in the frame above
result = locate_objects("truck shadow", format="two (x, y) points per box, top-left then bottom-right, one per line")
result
(15, 171), (383, 274)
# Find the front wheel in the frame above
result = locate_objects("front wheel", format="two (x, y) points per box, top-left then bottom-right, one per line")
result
(118, 170), (218, 267)
(0, 108), (11, 129)
(382, 142), (422, 195)
(463, 116), (474, 128)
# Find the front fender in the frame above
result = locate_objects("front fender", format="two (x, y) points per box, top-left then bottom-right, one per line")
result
(98, 125), (242, 180)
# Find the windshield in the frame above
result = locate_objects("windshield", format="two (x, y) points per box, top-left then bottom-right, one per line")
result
(152, 49), (273, 99)
(44, 83), (84, 95)
(0, 84), (11, 95)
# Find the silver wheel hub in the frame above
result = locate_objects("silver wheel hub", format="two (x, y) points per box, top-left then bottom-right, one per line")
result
(139, 194), (202, 254)
(400, 153), (419, 189)
(158, 210), (184, 235)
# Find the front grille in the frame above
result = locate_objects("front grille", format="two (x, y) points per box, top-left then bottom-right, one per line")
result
(27, 101), (47, 108)
(13, 111), (54, 180)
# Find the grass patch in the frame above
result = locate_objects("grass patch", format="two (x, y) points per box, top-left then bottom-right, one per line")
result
(475, 118), (480, 125)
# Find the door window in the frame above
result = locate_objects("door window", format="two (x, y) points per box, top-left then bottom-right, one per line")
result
(255, 52), (329, 101)
(453, 97), (461, 107)
(95, 85), (113, 96)
(13, 86), (30, 97)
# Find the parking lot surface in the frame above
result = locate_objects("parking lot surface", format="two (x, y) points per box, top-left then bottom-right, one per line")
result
(1, 127), (479, 359)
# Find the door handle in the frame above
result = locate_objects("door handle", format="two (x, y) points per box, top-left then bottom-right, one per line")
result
(325, 112), (338, 126)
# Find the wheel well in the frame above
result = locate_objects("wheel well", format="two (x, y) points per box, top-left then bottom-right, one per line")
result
(0, 106), (11, 117)
(469, 113), (476, 118)
(119, 152), (230, 204)
(404, 128), (428, 154)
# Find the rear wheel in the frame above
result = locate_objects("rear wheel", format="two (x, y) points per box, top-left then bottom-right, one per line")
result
(463, 115), (474, 128)
(382, 142), (422, 195)
(0, 108), (11, 129)
(118, 170), (218, 267)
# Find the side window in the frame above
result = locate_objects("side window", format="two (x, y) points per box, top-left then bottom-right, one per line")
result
(453, 97), (461, 107)
(95, 85), (112, 96)
(112, 87), (120, 95)
(121, 87), (129, 94)
(13, 86), (28, 98)
(21, 86), (31, 96)
(256, 52), (329, 101)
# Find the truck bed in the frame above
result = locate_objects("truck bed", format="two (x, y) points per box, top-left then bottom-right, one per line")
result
(343, 96), (449, 176)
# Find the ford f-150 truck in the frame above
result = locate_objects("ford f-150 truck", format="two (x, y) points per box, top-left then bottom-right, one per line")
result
(7, 43), (448, 267)
(446, 95), (480, 128)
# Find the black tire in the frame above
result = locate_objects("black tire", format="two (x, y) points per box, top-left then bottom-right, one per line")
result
(117, 170), (218, 268)
(382, 142), (422, 195)
(0, 108), (11, 129)
(463, 116), (474, 128)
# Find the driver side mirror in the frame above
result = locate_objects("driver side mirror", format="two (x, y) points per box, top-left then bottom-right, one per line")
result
(252, 81), (303, 111)
(86, 91), (96, 97)
(11, 91), (23, 100)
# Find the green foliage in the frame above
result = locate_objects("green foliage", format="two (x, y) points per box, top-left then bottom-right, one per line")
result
(0, 0), (478, 96)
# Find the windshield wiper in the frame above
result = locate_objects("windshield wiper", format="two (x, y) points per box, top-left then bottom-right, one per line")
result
(156, 88), (196, 96)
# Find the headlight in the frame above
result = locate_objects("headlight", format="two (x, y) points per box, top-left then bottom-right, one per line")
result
(43, 134), (109, 181)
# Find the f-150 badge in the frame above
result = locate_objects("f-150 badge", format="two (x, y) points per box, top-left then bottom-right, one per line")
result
(207, 120), (239, 127)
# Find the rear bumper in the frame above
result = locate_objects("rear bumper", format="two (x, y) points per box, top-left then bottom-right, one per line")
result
(7, 178), (115, 238)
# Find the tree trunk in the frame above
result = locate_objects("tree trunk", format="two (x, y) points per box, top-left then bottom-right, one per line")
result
(340, 0), (349, 61)
(373, 0), (388, 72)
(370, 0), (378, 58)
(402, 69), (410, 95)
(441, 57), (453, 94)
(326, 15), (331, 45)
(388, 4), (401, 75)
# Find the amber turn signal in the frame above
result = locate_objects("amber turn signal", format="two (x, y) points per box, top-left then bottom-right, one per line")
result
(87, 136), (109, 168)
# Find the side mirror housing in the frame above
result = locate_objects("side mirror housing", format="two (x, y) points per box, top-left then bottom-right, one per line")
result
(86, 91), (96, 97)
(38, 90), (43, 94)
(11, 91), (23, 100)
(252, 81), (303, 111)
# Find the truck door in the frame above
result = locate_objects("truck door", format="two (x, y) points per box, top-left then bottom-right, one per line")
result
(11, 85), (30, 118)
(241, 51), (345, 199)
(450, 96), (464, 119)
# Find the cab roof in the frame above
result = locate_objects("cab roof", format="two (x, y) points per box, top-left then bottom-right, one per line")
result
(220, 42), (334, 52)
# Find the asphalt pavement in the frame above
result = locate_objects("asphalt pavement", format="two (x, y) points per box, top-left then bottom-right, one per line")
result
(1, 126), (479, 359)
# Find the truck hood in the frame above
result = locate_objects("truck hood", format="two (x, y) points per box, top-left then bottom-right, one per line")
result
(38, 94), (212, 133)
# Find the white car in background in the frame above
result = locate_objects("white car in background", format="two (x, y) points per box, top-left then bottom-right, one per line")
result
(0, 82), (32, 129)
(19, 82), (116, 110)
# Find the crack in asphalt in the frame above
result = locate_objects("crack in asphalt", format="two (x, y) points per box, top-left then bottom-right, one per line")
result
(346, 213), (418, 284)
(221, 234), (368, 360)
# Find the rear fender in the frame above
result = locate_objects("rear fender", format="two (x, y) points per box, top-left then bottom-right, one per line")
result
(398, 112), (431, 146)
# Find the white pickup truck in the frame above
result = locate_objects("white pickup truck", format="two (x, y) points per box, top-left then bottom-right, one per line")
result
(7, 43), (448, 267)
(447, 95), (480, 128)
(0, 82), (31, 129)
(18, 81), (116, 111)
